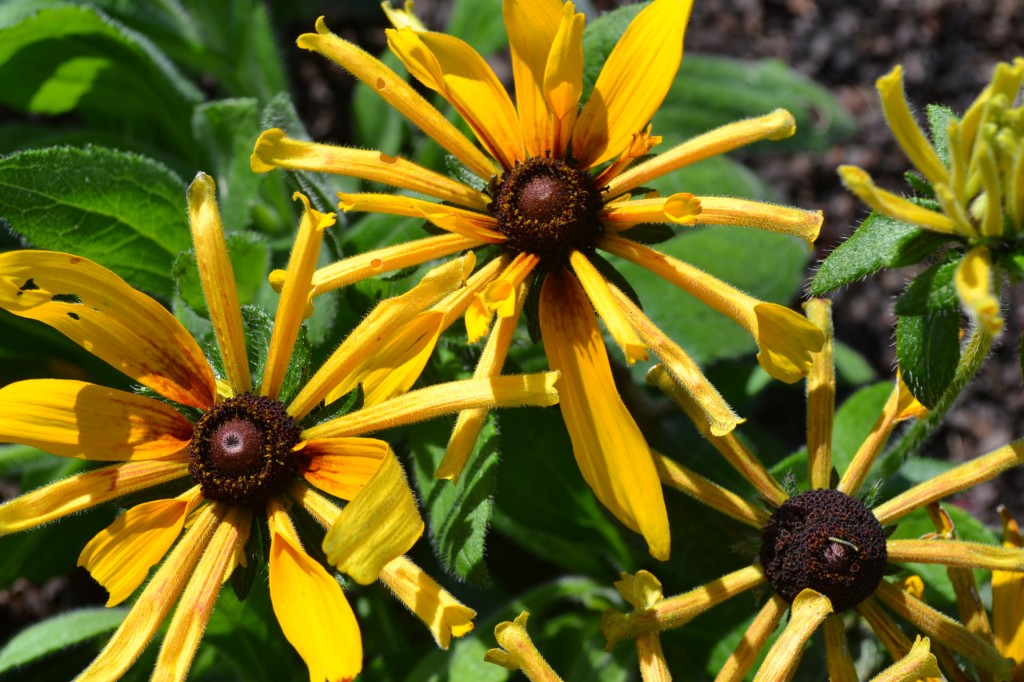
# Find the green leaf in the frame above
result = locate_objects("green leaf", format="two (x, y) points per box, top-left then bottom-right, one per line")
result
(446, 0), (506, 56)
(612, 226), (809, 367)
(408, 414), (500, 584)
(833, 340), (878, 385)
(0, 146), (189, 297)
(0, 5), (201, 152)
(191, 99), (262, 230)
(0, 607), (128, 673)
(172, 231), (271, 316)
(896, 309), (960, 409)
(893, 259), (960, 316)
(810, 210), (951, 296)
(0, 444), (59, 477)
(927, 104), (957, 167)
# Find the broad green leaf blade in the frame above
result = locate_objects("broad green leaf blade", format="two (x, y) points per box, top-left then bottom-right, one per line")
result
(0, 607), (128, 674)
(810, 211), (951, 296)
(893, 259), (960, 316)
(0, 5), (201, 152)
(408, 415), (499, 584)
(834, 340), (878, 385)
(0, 146), (189, 297)
(896, 308), (960, 409)
(191, 99), (262, 230)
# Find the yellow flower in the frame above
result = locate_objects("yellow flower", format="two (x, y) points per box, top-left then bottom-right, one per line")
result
(994, 506), (1024, 681)
(602, 299), (1023, 680)
(250, 0), (824, 561)
(0, 173), (559, 681)
(839, 57), (1024, 336)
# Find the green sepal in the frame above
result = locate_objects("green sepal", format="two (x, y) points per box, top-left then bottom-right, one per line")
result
(810, 210), (950, 296)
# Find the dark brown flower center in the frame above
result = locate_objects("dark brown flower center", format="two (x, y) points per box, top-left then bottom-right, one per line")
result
(189, 393), (300, 507)
(491, 156), (603, 266)
(760, 488), (887, 612)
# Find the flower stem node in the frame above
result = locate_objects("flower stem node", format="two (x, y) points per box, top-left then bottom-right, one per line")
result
(760, 488), (887, 612)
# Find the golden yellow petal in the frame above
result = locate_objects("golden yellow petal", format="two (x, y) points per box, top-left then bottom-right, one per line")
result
(869, 636), (941, 682)
(994, 506), (1024, 665)
(753, 303), (825, 383)
(268, 499), (362, 681)
(504, 0), (563, 158)
(74, 504), (221, 682)
(539, 269), (669, 560)
(297, 18), (496, 179)
(955, 245), (1004, 336)
(379, 555), (476, 649)
(569, 251), (647, 364)
(607, 109), (796, 196)
(877, 65), (950, 187)
(261, 193), (335, 400)
(154, 505), (251, 682)
(823, 614), (858, 682)
(837, 381), (905, 497)
(250, 130), (489, 211)
(838, 165), (957, 234)
(600, 194), (702, 228)
(322, 447), (424, 584)
(0, 460), (189, 535)
(380, 0), (426, 31)
(804, 299), (835, 490)
(78, 488), (201, 607)
(572, 0), (692, 168)
(754, 589), (833, 682)
(593, 125), (663, 190)
(886, 538), (1024, 571)
(304, 372), (559, 440)
(337, 192), (503, 242)
(0, 251), (215, 409)
(715, 595), (788, 682)
(543, 1), (584, 157)
(654, 451), (770, 528)
(386, 27), (525, 169)
(298, 437), (388, 501)
(187, 172), (251, 396)
(484, 612), (561, 679)
(695, 196), (823, 245)
(0, 379), (192, 461)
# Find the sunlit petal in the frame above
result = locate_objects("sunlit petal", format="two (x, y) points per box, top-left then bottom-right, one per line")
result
(715, 595), (788, 682)
(804, 300), (834, 490)
(337, 192), (503, 242)
(543, 2), (584, 157)
(484, 612), (559, 678)
(0, 251), (215, 409)
(994, 506), (1024, 665)
(0, 379), (192, 461)
(268, 498), (362, 681)
(654, 451), (769, 528)
(837, 165), (956, 234)
(600, 194), (702, 228)
(379, 555), (476, 648)
(540, 269), (669, 560)
(877, 66), (949, 187)
(754, 590), (833, 682)
(572, 0), (692, 168)
(569, 251), (647, 364)
(298, 437), (388, 501)
(955, 245), (1004, 336)
(694, 196), (822, 245)
(504, 0), (563, 157)
(323, 446), (423, 584)
(869, 636), (941, 682)
(886, 538), (1024, 571)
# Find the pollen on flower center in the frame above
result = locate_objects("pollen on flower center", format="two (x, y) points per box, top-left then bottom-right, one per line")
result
(759, 488), (887, 612)
(189, 393), (301, 507)
(491, 157), (603, 267)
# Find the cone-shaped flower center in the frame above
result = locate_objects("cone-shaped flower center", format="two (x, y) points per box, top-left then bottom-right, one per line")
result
(760, 488), (887, 612)
(189, 393), (301, 506)
(491, 157), (603, 266)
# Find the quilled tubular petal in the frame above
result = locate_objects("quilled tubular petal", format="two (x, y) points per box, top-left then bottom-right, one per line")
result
(753, 590), (833, 682)
(379, 555), (476, 649)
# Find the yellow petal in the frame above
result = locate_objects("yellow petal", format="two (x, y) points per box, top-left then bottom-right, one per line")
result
(607, 109), (796, 196)
(504, 0), (563, 157)
(322, 446), (424, 584)
(572, 0), (692, 168)
(955, 246), (1004, 336)
(337, 192), (503, 242)
(386, 27), (525, 169)
(78, 488), (202, 606)
(303, 373), (560, 440)
(614, 570), (664, 610)
(261, 193), (335, 400)
(326, 311), (442, 407)
(804, 299), (834, 490)
(539, 269), (669, 560)
(484, 612), (559, 678)
(0, 250), (215, 409)
(268, 499), (362, 682)
(695, 197), (822, 245)
(877, 66), (950, 187)
(308, 233), (482, 297)
(380, 1), (426, 32)
(0, 460), (189, 535)
(464, 253), (538, 342)
(542, 2), (584, 157)
(753, 303), (825, 383)
(837, 165), (957, 234)
(593, 125), (663, 190)
(0, 379), (193, 461)
(74, 503), (221, 682)
(379, 555), (476, 649)
(886, 538), (1024, 571)
(869, 636), (941, 682)
(154, 504), (251, 682)
(187, 172), (252, 396)
(569, 250), (647, 364)
(754, 589), (833, 682)
(298, 437), (388, 501)
(994, 506), (1024, 665)
(822, 614), (857, 682)
(715, 595), (788, 682)
(600, 194), (702, 228)
(297, 18), (496, 179)
(250, 130), (489, 211)
(654, 451), (770, 528)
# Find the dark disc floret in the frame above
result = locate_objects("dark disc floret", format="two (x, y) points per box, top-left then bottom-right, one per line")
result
(490, 156), (603, 267)
(188, 393), (301, 507)
(759, 488), (887, 612)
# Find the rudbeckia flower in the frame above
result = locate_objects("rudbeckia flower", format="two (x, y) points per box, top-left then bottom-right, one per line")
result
(601, 299), (1024, 680)
(0, 173), (559, 681)
(836, 57), (1024, 337)
(250, 0), (824, 561)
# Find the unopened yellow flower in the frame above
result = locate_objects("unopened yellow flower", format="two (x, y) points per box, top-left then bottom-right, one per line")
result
(839, 57), (1024, 336)
(251, 0), (824, 561)
(602, 299), (1023, 680)
(0, 173), (559, 681)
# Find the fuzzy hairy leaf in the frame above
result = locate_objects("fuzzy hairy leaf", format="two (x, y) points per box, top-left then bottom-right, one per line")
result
(896, 309), (960, 409)
(0, 607), (128, 673)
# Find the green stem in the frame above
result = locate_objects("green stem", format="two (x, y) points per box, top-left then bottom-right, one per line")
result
(879, 324), (993, 478)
